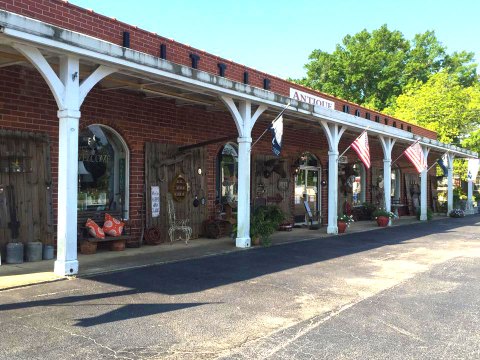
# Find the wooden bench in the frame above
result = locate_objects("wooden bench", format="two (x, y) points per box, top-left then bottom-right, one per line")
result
(77, 210), (134, 254)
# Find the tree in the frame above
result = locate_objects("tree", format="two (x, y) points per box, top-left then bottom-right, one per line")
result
(391, 71), (480, 145)
(295, 26), (477, 111)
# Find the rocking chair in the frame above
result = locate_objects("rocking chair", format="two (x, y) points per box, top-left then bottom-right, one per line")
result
(167, 193), (192, 244)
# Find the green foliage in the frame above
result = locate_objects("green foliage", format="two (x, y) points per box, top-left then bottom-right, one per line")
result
(338, 214), (354, 225)
(295, 25), (477, 111)
(416, 208), (433, 220)
(250, 206), (285, 247)
(372, 209), (395, 219)
(391, 72), (480, 144)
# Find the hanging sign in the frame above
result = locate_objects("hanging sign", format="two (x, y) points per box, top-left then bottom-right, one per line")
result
(151, 186), (160, 218)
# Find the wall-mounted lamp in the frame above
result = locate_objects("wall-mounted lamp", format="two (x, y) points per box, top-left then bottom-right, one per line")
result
(197, 168), (202, 175)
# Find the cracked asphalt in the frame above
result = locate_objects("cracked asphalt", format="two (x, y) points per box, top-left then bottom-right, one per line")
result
(1, 215), (480, 360)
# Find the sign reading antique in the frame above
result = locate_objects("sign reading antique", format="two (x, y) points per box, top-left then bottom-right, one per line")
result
(289, 88), (335, 109)
(151, 186), (160, 218)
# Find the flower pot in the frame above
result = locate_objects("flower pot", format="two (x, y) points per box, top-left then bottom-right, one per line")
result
(252, 237), (260, 246)
(80, 241), (97, 255)
(337, 221), (347, 233)
(376, 216), (389, 227)
(110, 239), (126, 251)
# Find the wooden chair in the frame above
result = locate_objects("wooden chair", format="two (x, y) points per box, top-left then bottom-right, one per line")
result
(167, 193), (192, 244)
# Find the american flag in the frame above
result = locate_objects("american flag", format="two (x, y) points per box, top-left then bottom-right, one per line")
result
(404, 141), (427, 173)
(350, 131), (370, 168)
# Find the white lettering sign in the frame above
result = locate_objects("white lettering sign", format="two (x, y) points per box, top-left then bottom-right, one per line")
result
(151, 186), (160, 218)
(289, 88), (335, 109)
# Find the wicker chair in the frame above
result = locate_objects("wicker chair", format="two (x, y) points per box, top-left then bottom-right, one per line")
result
(167, 193), (192, 244)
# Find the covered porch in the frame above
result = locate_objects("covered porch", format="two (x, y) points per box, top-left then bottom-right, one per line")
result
(0, 9), (476, 276)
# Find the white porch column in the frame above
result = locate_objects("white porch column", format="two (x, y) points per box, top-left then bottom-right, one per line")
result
(321, 122), (346, 234)
(379, 136), (396, 224)
(14, 44), (116, 275)
(420, 146), (430, 221)
(221, 96), (267, 247)
(447, 153), (455, 213)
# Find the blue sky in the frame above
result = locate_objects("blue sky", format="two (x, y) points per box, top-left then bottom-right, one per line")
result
(69, 0), (479, 80)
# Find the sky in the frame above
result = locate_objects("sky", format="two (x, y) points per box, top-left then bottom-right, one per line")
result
(69, 0), (480, 80)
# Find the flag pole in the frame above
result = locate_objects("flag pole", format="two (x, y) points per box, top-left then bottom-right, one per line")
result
(251, 102), (290, 150)
(338, 127), (370, 160)
(391, 138), (420, 166)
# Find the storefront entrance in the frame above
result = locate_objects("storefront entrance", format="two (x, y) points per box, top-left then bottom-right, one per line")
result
(294, 153), (321, 225)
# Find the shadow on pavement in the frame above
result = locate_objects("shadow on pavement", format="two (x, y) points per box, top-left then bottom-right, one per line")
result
(1, 215), (478, 327)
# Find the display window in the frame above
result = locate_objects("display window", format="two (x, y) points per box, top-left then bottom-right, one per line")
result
(78, 125), (129, 217)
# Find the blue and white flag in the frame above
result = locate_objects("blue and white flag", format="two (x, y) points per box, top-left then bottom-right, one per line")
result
(467, 158), (479, 182)
(269, 115), (283, 156)
(437, 153), (448, 177)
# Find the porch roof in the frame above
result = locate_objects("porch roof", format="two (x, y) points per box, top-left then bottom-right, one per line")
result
(0, 9), (476, 159)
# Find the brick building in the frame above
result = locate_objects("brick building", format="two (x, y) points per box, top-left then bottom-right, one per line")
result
(0, 1), (476, 275)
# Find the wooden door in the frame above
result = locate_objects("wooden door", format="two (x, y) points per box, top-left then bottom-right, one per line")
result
(145, 142), (207, 241)
(0, 130), (53, 252)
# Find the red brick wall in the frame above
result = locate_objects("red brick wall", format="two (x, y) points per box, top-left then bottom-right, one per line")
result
(0, 0), (437, 140)
(0, 66), (433, 242)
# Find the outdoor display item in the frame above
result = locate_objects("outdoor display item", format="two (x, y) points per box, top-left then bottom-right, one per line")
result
(376, 216), (389, 227)
(144, 226), (163, 245)
(6, 242), (23, 264)
(337, 221), (347, 233)
(25, 241), (42, 262)
(42, 245), (54, 260)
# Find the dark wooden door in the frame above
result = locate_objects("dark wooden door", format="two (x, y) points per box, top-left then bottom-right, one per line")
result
(0, 130), (53, 252)
(145, 142), (207, 241)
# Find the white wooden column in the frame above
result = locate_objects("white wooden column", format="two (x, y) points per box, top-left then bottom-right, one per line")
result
(447, 153), (455, 213)
(221, 96), (267, 247)
(379, 136), (396, 224)
(420, 146), (430, 221)
(14, 44), (116, 276)
(320, 121), (346, 234)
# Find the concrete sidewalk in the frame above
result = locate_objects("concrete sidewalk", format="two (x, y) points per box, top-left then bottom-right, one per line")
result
(0, 216), (424, 290)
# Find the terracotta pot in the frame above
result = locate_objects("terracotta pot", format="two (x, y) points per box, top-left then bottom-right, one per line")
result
(376, 216), (389, 227)
(252, 237), (260, 246)
(110, 239), (126, 251)
(80, 241), (97, 255)
(337, 221), (347, 233)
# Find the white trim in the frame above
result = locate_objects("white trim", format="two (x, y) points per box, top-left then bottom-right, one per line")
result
(0, 10), (475, 158)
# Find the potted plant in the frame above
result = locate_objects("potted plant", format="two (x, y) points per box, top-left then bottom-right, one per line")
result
(337, 214), (354, 233)
(250, 205), (285, 246)
(372, 209), (395, 227)
(449, 209), (465, 218)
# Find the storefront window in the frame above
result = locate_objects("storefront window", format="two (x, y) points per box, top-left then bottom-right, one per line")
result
(391, 168), (401, 200)
(78, 125), (129, 217)
(217, 143), (238, 205)
(352, 163), (365, 205)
